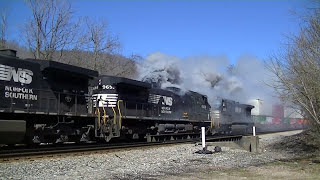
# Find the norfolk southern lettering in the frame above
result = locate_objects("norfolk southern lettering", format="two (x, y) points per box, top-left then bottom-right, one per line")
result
(0, 64), (37, 100)
(4, 86), (37, 100)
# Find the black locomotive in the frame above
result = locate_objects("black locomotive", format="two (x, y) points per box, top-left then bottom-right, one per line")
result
(91, 75), (213, 142)
(0, 49), (97, 144)
(0, 49), (254, 145)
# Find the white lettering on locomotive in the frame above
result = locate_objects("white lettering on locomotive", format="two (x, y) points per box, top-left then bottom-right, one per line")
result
(4, 86), (37, 101)
(161, 106), (172, 114)
(5, 92), (38, 100)
(148, 94), (173, 106)
(162, 96), (173, 106)
(0, 64), (33, 84)
(102, 85), (115, 90)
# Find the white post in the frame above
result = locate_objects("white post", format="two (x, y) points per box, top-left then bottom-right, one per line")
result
(253, 126), (256, 136)
(201, 127), (206, 148)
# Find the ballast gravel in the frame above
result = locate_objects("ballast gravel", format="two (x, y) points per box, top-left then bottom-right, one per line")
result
(0, 131), (303, 180)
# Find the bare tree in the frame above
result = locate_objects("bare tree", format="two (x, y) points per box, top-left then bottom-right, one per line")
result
(20, 1), (137, 77)
(0, 8), (8, 49)
(23, 0), (79, 60)
(70, 17), (137, 77)
(59, 50), (137, 78)
(98, 53), (137, 78)
(6, 40), (33, 58)
(77, 17), (121, 70)
(267, 7), (320, 135)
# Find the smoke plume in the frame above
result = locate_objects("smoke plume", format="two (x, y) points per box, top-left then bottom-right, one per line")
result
(137, 52), (278, 114)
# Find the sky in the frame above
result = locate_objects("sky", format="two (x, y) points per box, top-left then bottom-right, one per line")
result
(0, 0), (314, 64)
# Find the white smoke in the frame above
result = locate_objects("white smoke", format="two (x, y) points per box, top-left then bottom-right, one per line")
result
(137, 52), (279, 110)
(138, 52), (182, 88)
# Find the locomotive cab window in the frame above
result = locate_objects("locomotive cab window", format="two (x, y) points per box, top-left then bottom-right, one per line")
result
(202, 96), (207, 102)
(222, 100), (226, 107)
(235, 106), (242, 113)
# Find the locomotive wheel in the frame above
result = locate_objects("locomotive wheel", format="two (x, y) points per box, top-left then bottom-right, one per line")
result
(55, 135), (69, 144)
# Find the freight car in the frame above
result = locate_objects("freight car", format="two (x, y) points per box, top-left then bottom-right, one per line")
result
(252, 115), (307, 133)
(0, 49), (255, 145)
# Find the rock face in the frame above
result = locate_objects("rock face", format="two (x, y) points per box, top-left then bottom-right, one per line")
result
(0, 130), (310, 180)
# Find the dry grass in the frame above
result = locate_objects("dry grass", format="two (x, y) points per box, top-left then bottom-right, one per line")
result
(163, 130), (320, 180)
(164, 156), (320, 180)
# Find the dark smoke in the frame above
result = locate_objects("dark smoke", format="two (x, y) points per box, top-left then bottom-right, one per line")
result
(137, 52), (280, 115)
(202, 72), (222, 88)
(138, 52), (182, 89)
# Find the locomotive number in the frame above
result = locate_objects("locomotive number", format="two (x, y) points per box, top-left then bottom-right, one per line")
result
(102, 85), (115, 90)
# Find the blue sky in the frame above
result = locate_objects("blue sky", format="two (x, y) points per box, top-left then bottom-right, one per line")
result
(0, 0), (313, 64)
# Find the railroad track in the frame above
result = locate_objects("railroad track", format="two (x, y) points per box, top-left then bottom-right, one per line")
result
(0, 135), (243, 162)
(256, 129), (303, 136)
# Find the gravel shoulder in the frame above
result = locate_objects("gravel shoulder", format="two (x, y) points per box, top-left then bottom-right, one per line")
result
(0, 130), (317, 180)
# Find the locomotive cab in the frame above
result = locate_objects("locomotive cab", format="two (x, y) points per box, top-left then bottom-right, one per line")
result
(91, 76), (152, 142)
(183, 91), (211, 122)
(212, 98), (254, 135)
(92, 75), (151, 108)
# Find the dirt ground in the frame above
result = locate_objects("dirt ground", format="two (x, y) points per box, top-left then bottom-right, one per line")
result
(162, 130), (320, 180)
(163, 157), (320, 180)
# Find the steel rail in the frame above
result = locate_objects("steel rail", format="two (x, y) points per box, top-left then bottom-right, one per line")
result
(0, 135), (245, 160)
(1, 129), (300, 160)
(0, 140), (194, 160)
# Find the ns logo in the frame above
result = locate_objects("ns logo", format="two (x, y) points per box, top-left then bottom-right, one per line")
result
(0, 64), (33, 85)
(160, 96), (173, 106)
(149, 94), (173, 106)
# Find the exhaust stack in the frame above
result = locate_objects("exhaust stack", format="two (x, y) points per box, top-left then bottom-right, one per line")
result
(0, 49), (17, 57)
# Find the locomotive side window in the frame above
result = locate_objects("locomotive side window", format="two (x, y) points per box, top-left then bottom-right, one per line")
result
(214, 100), (221, 108)
(222, 100), (227, 111)
(202, 96), (207, 104)
(197, 96), (201, 104)
(246, 108), (251, 116)
(235, 106), (242, 113)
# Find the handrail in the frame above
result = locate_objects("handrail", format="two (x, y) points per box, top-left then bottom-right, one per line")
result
(102, 106), (107, 125)
(95, 108), (100, 129)
(117, 100), (123, 128)
(0, 84), (95, 116)
(211, 116), (214, 128)
(111, 106), (117, 125)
